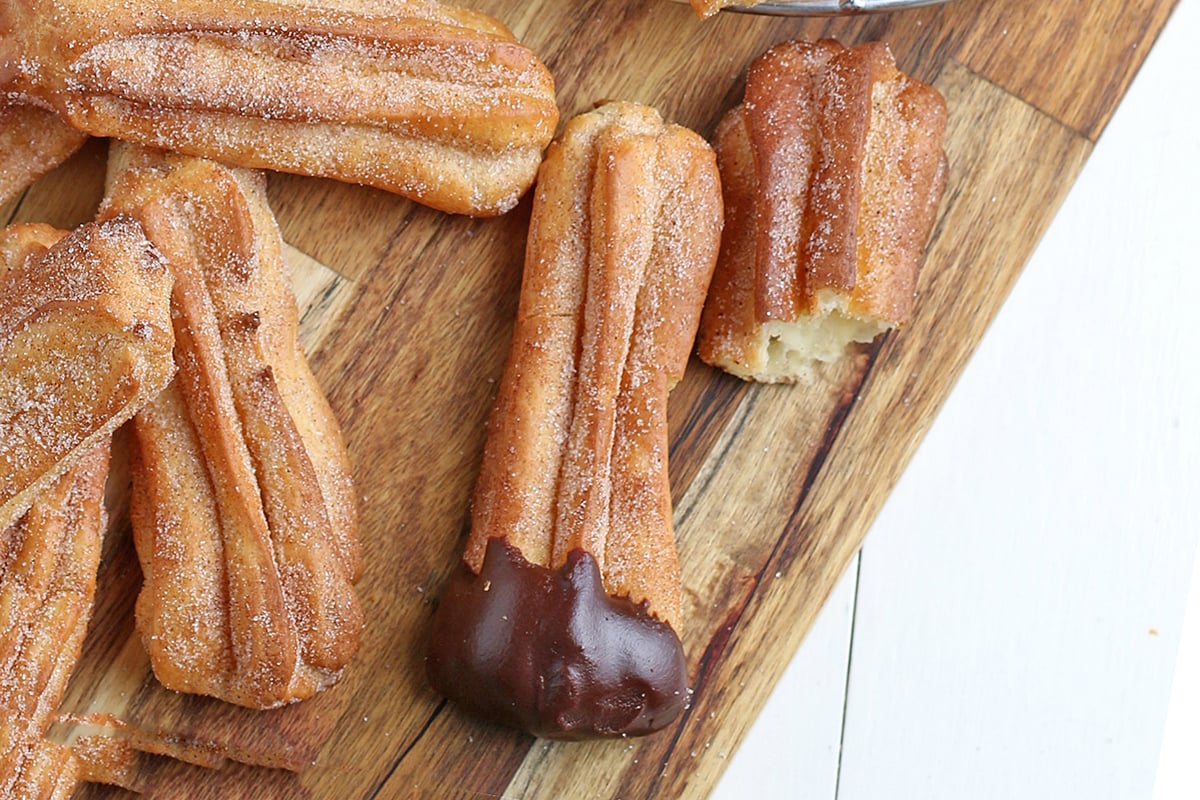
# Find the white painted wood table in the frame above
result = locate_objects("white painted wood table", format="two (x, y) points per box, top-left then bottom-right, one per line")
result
(712, 3), (1200, 798)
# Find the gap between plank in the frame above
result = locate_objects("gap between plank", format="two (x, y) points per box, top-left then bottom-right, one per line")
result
(834, 549), (863, 800)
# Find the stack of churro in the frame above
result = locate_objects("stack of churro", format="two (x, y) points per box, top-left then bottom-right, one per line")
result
(0, 0), (558, 789)
(0, 219), (174, 796)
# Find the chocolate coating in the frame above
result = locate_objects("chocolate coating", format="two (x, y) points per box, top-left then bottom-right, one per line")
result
(426, 536), (688, 739)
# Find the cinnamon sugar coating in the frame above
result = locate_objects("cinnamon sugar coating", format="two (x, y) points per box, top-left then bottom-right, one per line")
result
(0, 102), (87, 206)
(101, 143), (362, 709)
(697, 39), (948, 383)
(429, 101), (720, 740)
(0, 444), (110, 800)
(467, 101), (722, 630)
(2, 0), (559, 216)
(0, 218), (175, 530)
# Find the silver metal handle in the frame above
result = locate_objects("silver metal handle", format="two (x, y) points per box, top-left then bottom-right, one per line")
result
(673, 0), (953, 15)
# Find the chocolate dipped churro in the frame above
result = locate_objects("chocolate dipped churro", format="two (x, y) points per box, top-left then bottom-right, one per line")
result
(428, 101), (722, 739)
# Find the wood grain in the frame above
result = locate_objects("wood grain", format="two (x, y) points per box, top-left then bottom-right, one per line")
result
(951, 0), (1178, 139)
(0, 0), (1177, 796)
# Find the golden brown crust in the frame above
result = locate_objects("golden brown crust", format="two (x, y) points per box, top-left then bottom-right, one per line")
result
(856, 66), (950, 322)
(6, 0), (558, 216)
(697, 39), (948, 383)
(695, 109), (758, 376)
(101, 143), (361, 709)
(0, 218), (175, 530)
(0, 443), (110, 800)
(467, 102), (722, 628)
(0, 102), (87, 206)
(687, 0), (724, 17)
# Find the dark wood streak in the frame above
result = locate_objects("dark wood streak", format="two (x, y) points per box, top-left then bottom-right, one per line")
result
(369, 699), (447, 798)
(667, 362), (752, 502)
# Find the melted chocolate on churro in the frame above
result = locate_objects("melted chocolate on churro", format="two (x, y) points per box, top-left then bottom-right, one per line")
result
(426, 536), (688, 740)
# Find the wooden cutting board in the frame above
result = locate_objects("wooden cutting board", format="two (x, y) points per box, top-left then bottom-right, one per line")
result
(2, 0), (1177, 796)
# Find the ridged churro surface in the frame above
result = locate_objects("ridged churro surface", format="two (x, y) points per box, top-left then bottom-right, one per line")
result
(0, 103), (87, 206)
(698, 39), (947, 383)
(102, 143), (362, 709)
(4, 0), (559, 215)
(0, 218), (174, 531)
(0, 444), (110, 800)
(429, 101), (722, 739)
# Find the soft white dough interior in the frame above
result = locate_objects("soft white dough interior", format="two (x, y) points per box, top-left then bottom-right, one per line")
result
(753, 289), (891, 380)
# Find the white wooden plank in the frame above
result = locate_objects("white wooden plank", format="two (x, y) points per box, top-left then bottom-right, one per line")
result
(1148, 12), (1200, 796)
(710, 555), (858, 800)
(835, 4), (1200, 796)
(1155, 529), (1200, 799)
